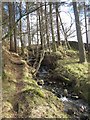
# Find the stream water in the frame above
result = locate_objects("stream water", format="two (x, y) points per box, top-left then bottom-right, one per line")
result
(37, 67), (90, 120)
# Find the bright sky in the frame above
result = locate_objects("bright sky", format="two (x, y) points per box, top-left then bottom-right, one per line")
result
(60, 4), (89, 43)
(21, 1), (90, 45)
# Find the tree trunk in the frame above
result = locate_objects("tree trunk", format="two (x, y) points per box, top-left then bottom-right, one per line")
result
(73, 1), (86, 63)
(13, 2), (17, 53)
(38, 3), (44, 50)
(33, 51), (45, 77)
(45, 2), (50, 50)
(26, 2), (31, 47)
(33, 9), (39, 69)
(33, 3), (45, 76)
(8, 3), (14, 51)
(19, 2), (24, 55)
(49, 2), (56, 52)
(56, 2), (61, 46)
(84, 2), (89, 51)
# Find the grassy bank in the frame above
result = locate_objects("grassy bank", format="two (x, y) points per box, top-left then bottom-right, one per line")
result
(43, 48), (90, 104)
(2, 47), (68, 118)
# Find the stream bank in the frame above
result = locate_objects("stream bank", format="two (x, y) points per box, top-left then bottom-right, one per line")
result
(35, 49), (90, 119)
(37, 66), (90, 120)
(2, 47), (90, 119)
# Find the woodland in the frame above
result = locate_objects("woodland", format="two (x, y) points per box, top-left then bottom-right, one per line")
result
(1, 1), (90, 119)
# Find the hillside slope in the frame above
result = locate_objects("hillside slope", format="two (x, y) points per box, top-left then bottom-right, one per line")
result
(2, 47), (68, 118)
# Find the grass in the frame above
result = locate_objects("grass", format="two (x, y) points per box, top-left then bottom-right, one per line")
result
(51, 49), (90, 104)
(2, 52), (68, 118)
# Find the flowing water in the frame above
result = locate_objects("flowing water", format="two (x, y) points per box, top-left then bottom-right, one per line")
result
(37, 67), (90, 120)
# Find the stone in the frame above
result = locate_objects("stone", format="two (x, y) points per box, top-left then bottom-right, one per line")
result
(37, 79), (44, 86)
(71, 95), (79, 100)
(67, 108), (74, 115)
(64, 89), (68, 97)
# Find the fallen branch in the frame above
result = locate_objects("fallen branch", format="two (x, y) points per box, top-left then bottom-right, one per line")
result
(33, 50), (45, 77)
(10, 58), (25, 65)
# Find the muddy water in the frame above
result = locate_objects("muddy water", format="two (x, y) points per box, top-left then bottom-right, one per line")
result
(37, 67), (90, 120)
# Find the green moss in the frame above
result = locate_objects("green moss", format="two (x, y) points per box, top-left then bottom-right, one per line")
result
(51, 49), (90, 104)
(17, 89), (68, 118)
(21, 84), (45, 98)
(3, 47), (69, 118)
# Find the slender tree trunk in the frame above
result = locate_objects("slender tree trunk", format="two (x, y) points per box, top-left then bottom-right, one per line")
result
(26, 2), (31, 48)
(49, 2), (56, 52)
(38, 3), (44, 50)
(19, 2), (24, 55)
(40, 3), (45, 50)
(45, 2), (50, 50)
(8, 3), (14, 51)
(84, 2), (89, 51)
(56, 2), (61, 46)
(13, 2), (17, 53)
(73, 1), (86, 62)
(36, 12), (39, 59)
(33, 9), (39, 68)
(33, 3), (45, 76)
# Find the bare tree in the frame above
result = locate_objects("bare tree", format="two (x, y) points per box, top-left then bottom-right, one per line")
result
(8, 3), (14, 51)
(38, 3), (44, 50)
(84, 2), (89, 51)
(45, 2), (50, 50)
(56, 2), (61, 46)
(19, 2), (24, 55)
(73, 1), (86, 62)
(26, 2), (31, 48)
(49, 2), (56, 52)
(13, 2), (17, 52)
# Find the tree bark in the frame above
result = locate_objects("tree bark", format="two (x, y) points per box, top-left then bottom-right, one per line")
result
(38, 3), (44, 50)
(8, 3), (14, 51)
(19, 2), (24, 55)
(13, 2), (17, 53)
(73, 1), (86, 62)
(45, 2), (50, 50)
(26, 2), (31, 47)
(84, 2), (89, 51)
(49, 2), (56, 52)
(56, 2), (61, 46)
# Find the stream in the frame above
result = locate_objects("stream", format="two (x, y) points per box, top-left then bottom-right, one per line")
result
(36, 67), (90, 120)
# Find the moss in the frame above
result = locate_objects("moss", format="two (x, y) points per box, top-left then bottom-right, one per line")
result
(3, 47), (69, 118)
(20, 84), (45, 98)
(52, 49), (90, 104)
(17, 89), (68, 118)
(66, 49), (78, 57)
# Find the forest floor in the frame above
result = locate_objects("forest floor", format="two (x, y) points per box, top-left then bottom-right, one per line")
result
(2, 45), (90, 118)
(2, 46), (68, 118)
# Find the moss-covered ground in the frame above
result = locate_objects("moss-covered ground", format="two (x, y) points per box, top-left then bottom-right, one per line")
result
(49, 48), (90, 104)
(2, 47), (68, 118)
